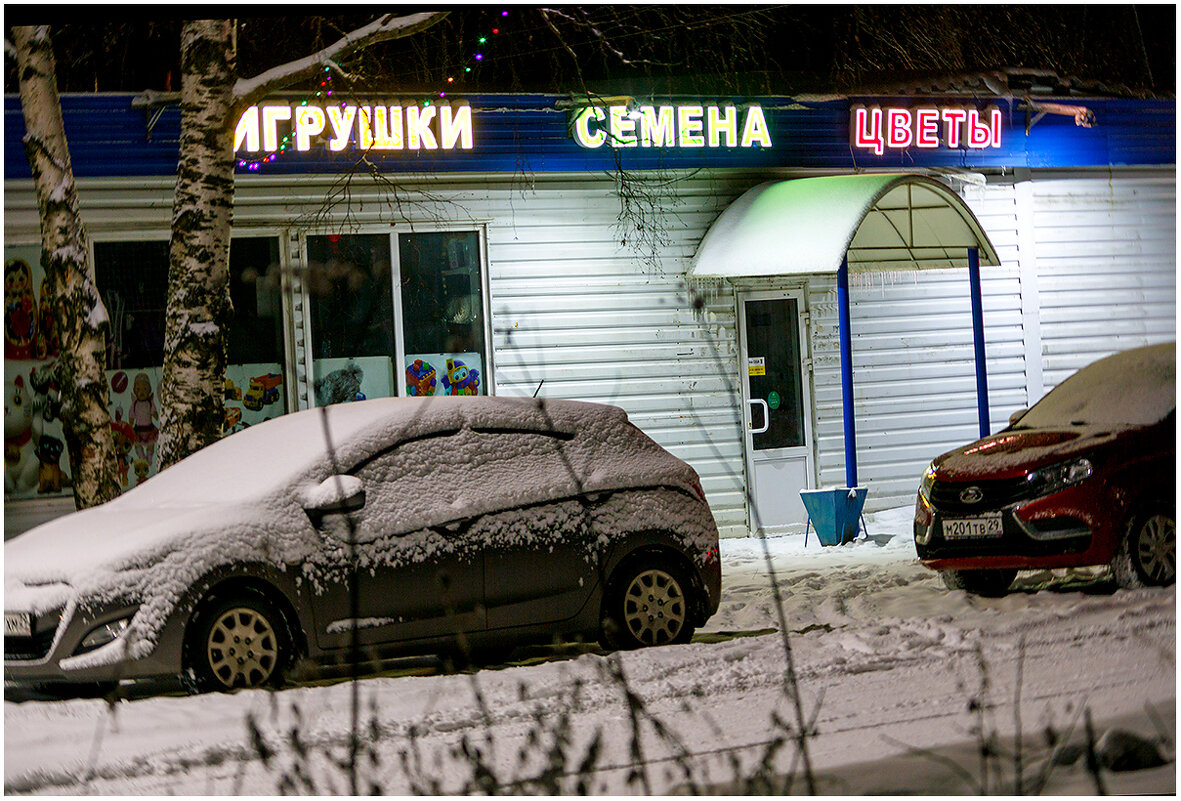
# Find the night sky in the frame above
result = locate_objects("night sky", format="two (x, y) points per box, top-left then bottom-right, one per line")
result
(5, 6), (1175, 98)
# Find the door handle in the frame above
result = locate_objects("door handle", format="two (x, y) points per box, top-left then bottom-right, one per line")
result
(749, 398), (770, 434)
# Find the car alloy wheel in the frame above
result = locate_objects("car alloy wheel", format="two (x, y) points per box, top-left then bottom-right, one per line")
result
(607, 559), (695, 649)
(192, 596), (288, 691)
(1113, 510), (1177, 589)
(1133, 513), (1176, 586)
(624, 568), (686, 645)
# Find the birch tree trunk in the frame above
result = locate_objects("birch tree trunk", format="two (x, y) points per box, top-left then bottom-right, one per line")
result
(157, 12), (448, 470)
(157, 20), (236, 470)
(11, 25), (120, 509)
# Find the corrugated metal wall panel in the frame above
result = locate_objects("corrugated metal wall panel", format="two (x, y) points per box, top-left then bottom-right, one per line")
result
(483, 176), (750, 535)
(4, 172), (752, 536)
(809, 180), (1028, 513)
(811, 271), (1028, 511)
(1030, 172), (1177, 388)
(5, 167), (1173, 535)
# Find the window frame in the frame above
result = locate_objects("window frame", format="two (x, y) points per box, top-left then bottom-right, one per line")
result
(89, 228), (292, 405)
(390, 223), (494, 398)
(295, 223), (494, 404)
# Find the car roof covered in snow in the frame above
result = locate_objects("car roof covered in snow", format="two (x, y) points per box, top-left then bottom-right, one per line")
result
(1017, 342), (1176, 430)
(106, 396), (638, 509)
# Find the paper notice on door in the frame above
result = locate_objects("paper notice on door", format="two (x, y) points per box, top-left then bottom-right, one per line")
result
(747, 356), (766, 376)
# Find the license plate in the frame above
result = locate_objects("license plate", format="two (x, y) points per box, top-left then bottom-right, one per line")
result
(943, 514), (1003, 540)
(4, 612), (31, 637)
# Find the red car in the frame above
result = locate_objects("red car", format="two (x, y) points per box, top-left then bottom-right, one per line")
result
(915, 343), (1175, 595)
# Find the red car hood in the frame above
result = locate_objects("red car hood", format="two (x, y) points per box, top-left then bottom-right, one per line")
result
(933, 426), (1126, 481)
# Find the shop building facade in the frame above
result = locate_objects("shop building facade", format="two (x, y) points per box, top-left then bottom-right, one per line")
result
(4, 87), (1175, 538)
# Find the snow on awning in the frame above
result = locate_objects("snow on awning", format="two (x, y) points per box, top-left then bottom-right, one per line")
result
(689, 174), (1001, 278)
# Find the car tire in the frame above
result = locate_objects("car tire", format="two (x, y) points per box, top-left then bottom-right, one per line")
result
(1112, 510), (1176, 588)
(188, 595), (289, 692)
(939, 568), (1017, 597)
(601, 556), (696, 650)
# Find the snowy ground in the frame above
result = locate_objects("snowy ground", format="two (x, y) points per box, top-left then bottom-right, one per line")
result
(5, 506), (1175, 794)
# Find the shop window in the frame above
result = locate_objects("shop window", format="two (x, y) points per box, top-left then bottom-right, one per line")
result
(95, 238), (283, 370)
(93, 237), (287, 468)
(399, 231), (487, 397)
(94, 240), (169, 370)
(304, 230), (489, 405)
(0, 237), (286, 501)
(305, 233), (397, 405)
(228, 238), (285, 366)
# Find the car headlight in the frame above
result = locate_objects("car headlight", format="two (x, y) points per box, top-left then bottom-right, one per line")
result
(918, 462), (936, 506)
(1024, 458), (1093, 498)
(76, 616), (132, 655)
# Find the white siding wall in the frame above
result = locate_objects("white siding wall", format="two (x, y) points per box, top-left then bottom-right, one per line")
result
(4, 173), (754, 536)
(808, 170), (1176, 515)
(476, 177), (750, 535)
(3, 167), (1174, 535)
(1029, 171), (1177, 388)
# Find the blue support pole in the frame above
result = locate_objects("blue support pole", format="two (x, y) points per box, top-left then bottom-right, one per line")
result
(968, 247), (990, 438)
(837, 257), (857, 488)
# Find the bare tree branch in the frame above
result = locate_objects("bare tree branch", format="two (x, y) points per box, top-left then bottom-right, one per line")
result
(233, 12), (449, 112)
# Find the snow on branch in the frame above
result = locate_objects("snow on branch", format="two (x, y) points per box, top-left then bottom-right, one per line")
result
(538, 8), (673, 68)
(233, 11), (448, 108)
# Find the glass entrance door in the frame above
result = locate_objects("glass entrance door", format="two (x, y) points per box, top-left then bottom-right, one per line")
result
(739, 290), (814, 534)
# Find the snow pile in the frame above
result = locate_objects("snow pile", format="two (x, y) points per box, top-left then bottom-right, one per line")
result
(3, 505), (1174, 795)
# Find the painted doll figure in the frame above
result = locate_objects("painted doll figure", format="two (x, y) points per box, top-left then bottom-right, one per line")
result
(4, 259), (37, 360)
(129, 372), (158, 464)
(34, 277), (59, 360)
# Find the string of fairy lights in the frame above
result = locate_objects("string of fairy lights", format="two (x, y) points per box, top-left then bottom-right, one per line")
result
(237, 10), (511, 171)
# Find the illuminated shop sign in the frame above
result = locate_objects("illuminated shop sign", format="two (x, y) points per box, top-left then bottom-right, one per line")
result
(233, 102), (475, 155)
(850, 105), (1003, 155)
(571, 104), (772, 149)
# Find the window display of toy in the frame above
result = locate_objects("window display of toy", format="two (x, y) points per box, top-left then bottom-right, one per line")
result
(4, 259), (37, 361)
(244, 373), (283, 411)
(442, 358), (480, 396)
(34, 435), (69, 494)
(405, 359), (437, 396)
(314, 365), (363, 407)
(110, 413), (135, 487)
(5, 374), (39, 494)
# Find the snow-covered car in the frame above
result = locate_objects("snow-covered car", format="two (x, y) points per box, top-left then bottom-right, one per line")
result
(5, 397), (721, 692)
(914, 342), (1175, 595)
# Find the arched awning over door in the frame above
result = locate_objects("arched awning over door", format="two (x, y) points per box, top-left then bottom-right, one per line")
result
(690, 173), (1000, 277)
(690, 174), (1001, 490)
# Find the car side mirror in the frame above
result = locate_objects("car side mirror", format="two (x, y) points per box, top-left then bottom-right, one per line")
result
(303, 475), (365, 526)
(1008, 408), (1028, 428)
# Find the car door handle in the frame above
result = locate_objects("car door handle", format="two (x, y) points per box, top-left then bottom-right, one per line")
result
(749, 398), (770, 434)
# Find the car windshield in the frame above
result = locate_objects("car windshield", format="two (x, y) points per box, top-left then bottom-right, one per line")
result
(1014, 343), (1176, 429)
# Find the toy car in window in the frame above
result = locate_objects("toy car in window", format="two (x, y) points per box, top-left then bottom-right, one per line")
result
(5, 397), (720, 693)
(915, 342), (1175, 595)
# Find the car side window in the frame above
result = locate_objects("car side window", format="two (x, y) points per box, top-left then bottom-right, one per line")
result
(346, 427), (579, 541)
